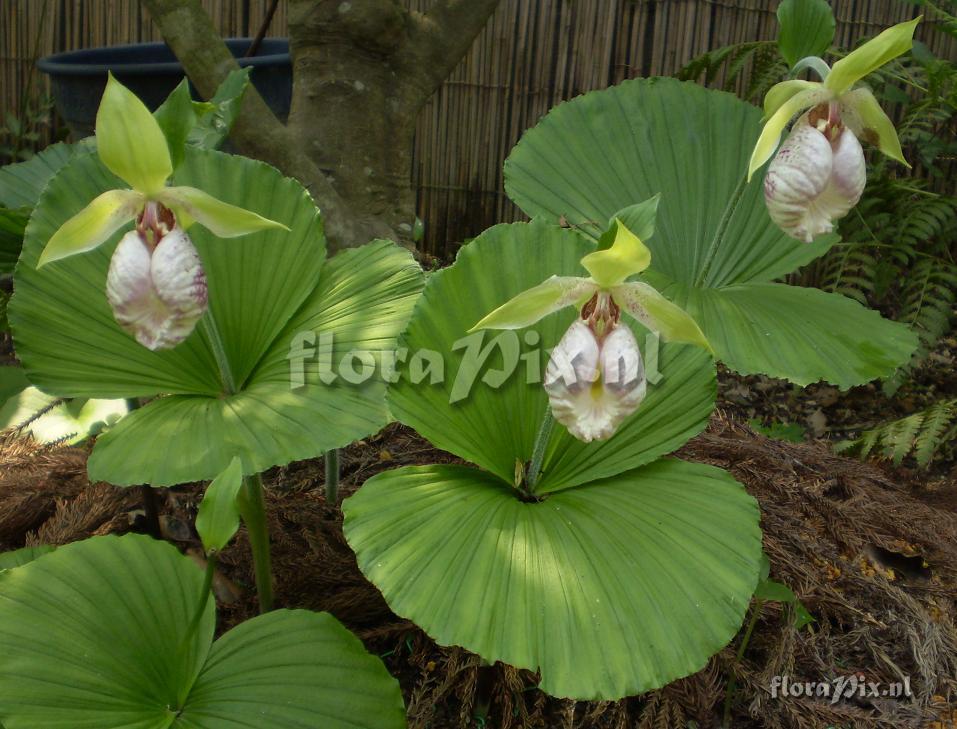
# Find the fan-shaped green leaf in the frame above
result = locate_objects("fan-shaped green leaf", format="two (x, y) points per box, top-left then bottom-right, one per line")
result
(503, 77), (915, 385)
(87, 240), (422, 485)
(0, 142), (77, 209)
(653, 279), (919, 388)
(11, 149), (423, 485)
(177, 610), (406, 729)
(0, 545), (54, 571)
(0, 534), (406, 729)
(387, 220), (715, 492)
(0, 534), (214, 728)
(343, 460), (762, 700)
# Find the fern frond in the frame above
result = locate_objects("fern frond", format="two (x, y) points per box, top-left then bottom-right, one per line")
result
(838, 399), (957, 468)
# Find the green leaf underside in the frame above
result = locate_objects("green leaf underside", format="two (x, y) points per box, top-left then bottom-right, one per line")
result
(776, 0), (836, 68)
(387, 220), (715, 493)
(503, 77), (913, 386)
(11, 149), (422, 485)
(0, 534), (405, 729)
(343, 460), (763, 700)
(653, 277), (919, 389)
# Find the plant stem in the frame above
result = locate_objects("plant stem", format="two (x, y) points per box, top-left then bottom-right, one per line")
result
(184, 553), (217, 643)
(325, 449), (340, 504)
(722, 597), (764, 728)
(237, 473), (273, 613)
(526, 410), (554, 492)
(790, 55), (830, 82)
(202, 316), (236, 396)
(125, 397), (163, 539)
(696, 174), (747, 288)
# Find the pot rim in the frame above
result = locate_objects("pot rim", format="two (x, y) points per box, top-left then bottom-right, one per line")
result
(37, 38), (289, 76)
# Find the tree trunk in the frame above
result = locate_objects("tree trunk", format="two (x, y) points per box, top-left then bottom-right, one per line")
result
(142, 0), (503, 252)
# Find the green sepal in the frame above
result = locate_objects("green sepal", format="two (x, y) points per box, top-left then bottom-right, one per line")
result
(469, 275), (595, 332)
(37, 188), (143, 267)
(96, 74), (172, 196)
(825, 17), (921, 96)
(610, 281), (712, 352)
(156, 185), (289, 237)
(842, 87), (909, 166)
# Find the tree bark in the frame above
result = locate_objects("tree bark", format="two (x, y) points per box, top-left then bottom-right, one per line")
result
(141, 0), (503, 251)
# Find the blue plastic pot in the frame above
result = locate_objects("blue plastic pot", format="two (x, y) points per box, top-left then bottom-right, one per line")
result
(37, 38), (291, 137)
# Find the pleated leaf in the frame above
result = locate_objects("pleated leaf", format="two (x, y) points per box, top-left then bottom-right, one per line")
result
(0, 534), (214, 729)
(343, 461), (763, 699)
(87, 240), (422, 485)
(10, 149), (423, 485)
(387, 220), (715, 492)
(654, 279), (919, 388)
(177, 610), (406, 729)
(0, 142), (77, 209)
(504, 77), (916, 386)
(0, 534), (405, 729)
(0, 545), (54, 571)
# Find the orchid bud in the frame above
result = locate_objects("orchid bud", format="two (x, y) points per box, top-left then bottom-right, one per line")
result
(764, 114), (866, 243)
(544, 293), (647, 442)
(106, 205), (208, 351)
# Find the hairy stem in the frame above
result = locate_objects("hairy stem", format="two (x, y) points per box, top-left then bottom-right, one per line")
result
(324, 449), (340, 504)
(237, 473), (273, 613)
(201, 315), (236, 396)
(722, 597), (764, 727)
(527, 410), (554, 492)
(184, 552), (217, 643)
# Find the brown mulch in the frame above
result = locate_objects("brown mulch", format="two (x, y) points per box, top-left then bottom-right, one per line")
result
(1, 418), (956, 729)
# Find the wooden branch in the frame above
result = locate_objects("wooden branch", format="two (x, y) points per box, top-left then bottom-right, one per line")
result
(403, 0), (504, 101)
(141, 0), (378, 249)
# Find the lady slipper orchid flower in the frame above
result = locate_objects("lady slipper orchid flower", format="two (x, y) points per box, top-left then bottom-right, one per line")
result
(748, 18), (919, 242)
(470, 220), (711, 442)
(38, 74), (288, 349)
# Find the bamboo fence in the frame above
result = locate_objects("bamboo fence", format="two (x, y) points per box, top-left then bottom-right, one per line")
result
(2, 0), (954, 255)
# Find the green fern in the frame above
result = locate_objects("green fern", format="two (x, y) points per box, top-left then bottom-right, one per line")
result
(836, 399), (957, 467)
(677, 41), (785, 103)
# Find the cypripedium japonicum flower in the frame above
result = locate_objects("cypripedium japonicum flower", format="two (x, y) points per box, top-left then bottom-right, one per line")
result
(470, 221), (711, 442)
(748, 18), (919, 243)
(38, 74), (288, 350)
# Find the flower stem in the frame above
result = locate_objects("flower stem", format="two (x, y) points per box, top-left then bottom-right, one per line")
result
(790, 55), (831, 82)
(527, 409), (554, 492)
(202, 315), (236, 396)
(721, 597), (764, 727)
(184, 552), (217, 643)
(325, 449), (340, 504)
(237, 473), (273, 613)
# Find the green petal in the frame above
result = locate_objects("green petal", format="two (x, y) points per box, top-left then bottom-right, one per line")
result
(763, 79), (821, 119)
(157, 185), (289, 237)
(841, 88), (909, 166)
(96, 74), (172, 195)
(748, 86), (829, 180)
(469, 275), (594, 331)
(37, 188), (142, 267)
(611, 281), (712, 351)
(579, 218), (651, 286)
(825, 17), (921, 96)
